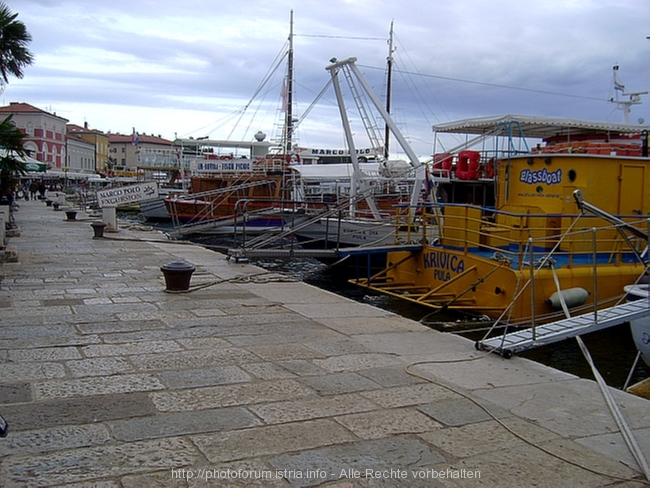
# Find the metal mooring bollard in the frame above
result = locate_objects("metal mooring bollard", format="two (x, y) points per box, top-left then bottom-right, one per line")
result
(90, 221), (107, 239)
(65, 210), (77, 221)
(160, 261), (196, 292)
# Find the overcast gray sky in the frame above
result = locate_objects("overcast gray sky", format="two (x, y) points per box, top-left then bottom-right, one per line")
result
(6, 0), (650, 157)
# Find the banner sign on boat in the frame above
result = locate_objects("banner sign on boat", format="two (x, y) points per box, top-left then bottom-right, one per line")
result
(96, 182), (159, 207)
(423, 250), (465, 282)
(306, 147), (379, 156)
(519, 168), (562, 185)
(192, 160), (253, 172)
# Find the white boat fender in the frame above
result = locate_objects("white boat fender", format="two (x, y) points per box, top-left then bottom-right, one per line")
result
(624, 284), (650, 300)
(545, 287), (590, 309)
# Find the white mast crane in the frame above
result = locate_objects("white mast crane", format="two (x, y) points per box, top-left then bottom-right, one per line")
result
(325, 57), (433, 213)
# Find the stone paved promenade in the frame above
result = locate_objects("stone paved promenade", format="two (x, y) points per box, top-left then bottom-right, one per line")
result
(0, 197), (649, 487)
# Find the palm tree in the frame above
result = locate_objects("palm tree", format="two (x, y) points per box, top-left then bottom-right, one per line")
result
(0, 115), (28, 198)
(0, 3), (33, 89)
(0, 3), (33, 198)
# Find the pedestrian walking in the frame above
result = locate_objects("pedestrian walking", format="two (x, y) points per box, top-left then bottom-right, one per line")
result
(29, 181), (38, 200)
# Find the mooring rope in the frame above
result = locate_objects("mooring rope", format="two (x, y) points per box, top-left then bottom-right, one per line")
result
(549, 264), (650, 481)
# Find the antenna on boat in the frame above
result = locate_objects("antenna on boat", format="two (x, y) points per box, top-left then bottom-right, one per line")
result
(610, 65), (648, 124)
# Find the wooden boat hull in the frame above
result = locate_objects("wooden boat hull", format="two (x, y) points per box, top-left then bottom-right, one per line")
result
(164, 160), (295, 230)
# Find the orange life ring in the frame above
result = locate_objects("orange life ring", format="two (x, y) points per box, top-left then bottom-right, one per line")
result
(456, 150), (480, 180)
(285, 154), (301, 163)
(433, 153), (452, 169)
(485, 157), (495, 179)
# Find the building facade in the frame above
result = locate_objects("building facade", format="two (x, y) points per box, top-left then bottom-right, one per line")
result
(66, 133), (96, 174)
(1, 102), (176, 178)
(107, 132), (174, 175)
(0, 102), (69, 168)
(67, 123), (110, 173)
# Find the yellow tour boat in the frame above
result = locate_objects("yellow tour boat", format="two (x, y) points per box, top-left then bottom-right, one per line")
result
(353, 115), (650, 325)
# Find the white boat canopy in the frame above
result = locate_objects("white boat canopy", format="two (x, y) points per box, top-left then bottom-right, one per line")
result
(432, 114), (650, 139)
(290, 162), (384, 180)
(172, 138), (274, 160)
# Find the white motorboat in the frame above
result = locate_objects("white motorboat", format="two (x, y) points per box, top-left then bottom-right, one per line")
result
(624, 283), (650, 366)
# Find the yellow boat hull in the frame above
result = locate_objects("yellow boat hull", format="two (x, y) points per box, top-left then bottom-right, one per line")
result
(364, 246), (645, 323)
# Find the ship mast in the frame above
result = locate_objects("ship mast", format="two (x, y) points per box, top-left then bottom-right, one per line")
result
(384, 20), (395, 159)
(284, 10), (295, 154)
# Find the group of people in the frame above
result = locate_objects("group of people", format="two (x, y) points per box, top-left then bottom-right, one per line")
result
(24, 180), (47, 200)
(1, 180), (48, 206)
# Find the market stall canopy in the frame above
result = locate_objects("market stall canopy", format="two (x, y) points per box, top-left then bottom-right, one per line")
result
(0, 149), (47, 172)
(23, 159), (47, 172)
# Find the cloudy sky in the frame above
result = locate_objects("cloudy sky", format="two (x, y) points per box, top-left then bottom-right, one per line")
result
(6, 0), (650, 157)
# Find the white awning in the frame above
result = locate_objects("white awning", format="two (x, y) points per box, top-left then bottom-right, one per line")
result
(46, 168), (97, 179)
(433, 114), (650, 139)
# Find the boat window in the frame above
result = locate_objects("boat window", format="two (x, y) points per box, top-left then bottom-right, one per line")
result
(568, 169), (577, 182)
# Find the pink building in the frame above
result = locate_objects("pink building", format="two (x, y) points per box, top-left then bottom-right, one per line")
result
(0, 102), (69, 168)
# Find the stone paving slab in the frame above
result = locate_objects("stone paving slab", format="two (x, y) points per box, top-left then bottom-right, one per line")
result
(575, 426), (650, 475)
(416, 397), (512, 427)
(267, 436), (446, 487)
(431, 438), (638, 487)
(0, 437), (201, 487)
(472, 377), (650, 435)
(0, 199), (649, 486)
(191, 419), (357, 464)
(108, 406), (261, 442)
(9, 391), (158, 431)
(0, 423), (112, 457)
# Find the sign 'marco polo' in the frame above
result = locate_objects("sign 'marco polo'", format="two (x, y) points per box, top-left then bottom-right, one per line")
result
(96, 182), (159, 207)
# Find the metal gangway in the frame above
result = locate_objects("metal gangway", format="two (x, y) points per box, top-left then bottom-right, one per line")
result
(477, 298), (650, 358)
(478, 188), (650, 358)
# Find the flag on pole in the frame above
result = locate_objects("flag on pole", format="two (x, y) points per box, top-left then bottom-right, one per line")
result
(424, 164), (434, 200)
(614, 80), (625, 92)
